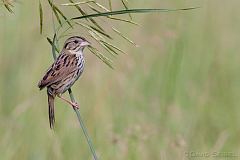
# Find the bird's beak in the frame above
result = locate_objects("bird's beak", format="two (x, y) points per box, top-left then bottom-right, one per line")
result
(82, 41), (91, 46)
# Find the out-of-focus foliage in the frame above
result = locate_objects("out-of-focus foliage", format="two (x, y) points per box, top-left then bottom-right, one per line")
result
(1, 0), (15, 13)
(40, 0), (197, 68)
(1, 0), (240, 160)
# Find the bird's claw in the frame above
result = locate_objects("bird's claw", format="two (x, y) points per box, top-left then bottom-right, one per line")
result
(72, 102), (79, 109)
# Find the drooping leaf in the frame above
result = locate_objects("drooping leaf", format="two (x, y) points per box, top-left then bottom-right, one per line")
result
(48, 0), (62, 26)
(61, 0), (94, 6)
(68, 0), (104, 32)
(112, 27), (138, 47)
(90, 26), (112, 39)
(103, 43), (119, 55)
(39, 0), (43, 34)
(101, 41), (126, 54)
(88, 46), (114, 69)
(51, 34), (58, 60)
(94, 2), (110, 12)
(3, 1), (14, 13)
(47, 36), (59, 56)
(48, 0), (73, 28)
(121, 0), (132, 20)
(53, 9), (62, 26)
(75, 22), (112, 39)
(108, 17), (139, 25)
(54, 6), (73, 28)
(88, 30), (116, 56)
(108, 0), (112, 11)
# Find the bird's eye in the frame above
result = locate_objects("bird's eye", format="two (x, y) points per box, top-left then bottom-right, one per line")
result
(74, 40), (78, 43)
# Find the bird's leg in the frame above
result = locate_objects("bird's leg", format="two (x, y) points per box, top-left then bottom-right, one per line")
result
(57, 95), (79, 109)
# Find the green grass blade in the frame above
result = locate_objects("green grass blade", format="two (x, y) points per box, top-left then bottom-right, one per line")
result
(39, 0), (43, 34)
(47, 36), (59, 54)
(94, 2), (110, 12)
(121, 0), (132, 20)
(88, 29), (105, 40)
(88, 17), (105, 32)
(88, 4), (138, 25)
(61, 0), (94, 6)
(88, 46), (114, 69)
(90, 26), (112, 39)
(68, 0), (86, 15)
(3, 3), (14, 13)
(108, 17), (139, 25)
(48, 0), (73, 28)
(72, 7), (199, 20)
(88, 30), (116, 56)
(100, 42), (117, 56)
(101, 40), (126, 54)
(48, 0), (62, 26)
(53, 8), (62, 26)
(102, 43), (119, 55)
(112, 27), (138, 47)
(68, 0), (105, 32)
(74, 22), (112, 39)
(53, 6), (73, 28)
(72, 106), (99, 160)
(58, 26), (75, 40)
(108, 0), (112, 11)
(52, 34), (58, 59)
(88, 4), (105, 13)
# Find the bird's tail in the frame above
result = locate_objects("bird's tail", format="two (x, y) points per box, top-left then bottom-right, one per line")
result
(48, 93), (55, 129)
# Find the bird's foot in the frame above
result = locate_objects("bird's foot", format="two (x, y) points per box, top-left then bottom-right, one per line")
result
(72, 102), (79, 109)
(57, 95), (80, 109)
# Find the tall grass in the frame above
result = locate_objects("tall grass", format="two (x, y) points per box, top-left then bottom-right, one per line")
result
(0, 0), (240, 160)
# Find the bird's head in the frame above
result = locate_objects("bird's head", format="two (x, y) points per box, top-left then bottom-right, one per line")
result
(63, 36), (90, 53)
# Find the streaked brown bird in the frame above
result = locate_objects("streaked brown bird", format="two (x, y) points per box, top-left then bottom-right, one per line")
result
(38, 36), (90, 129)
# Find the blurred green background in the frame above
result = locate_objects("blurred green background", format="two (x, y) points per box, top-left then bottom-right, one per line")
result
(1, 0), (240, 159)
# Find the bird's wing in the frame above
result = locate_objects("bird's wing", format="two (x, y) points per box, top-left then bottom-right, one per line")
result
(38, 52), (78, 89)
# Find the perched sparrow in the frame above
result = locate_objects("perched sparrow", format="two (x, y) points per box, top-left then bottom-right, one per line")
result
(38, 36), (90, 129)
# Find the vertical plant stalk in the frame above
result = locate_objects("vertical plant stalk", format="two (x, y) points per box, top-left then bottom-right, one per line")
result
(51, 34), (98, 160)
(68, 89), (99, 160)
